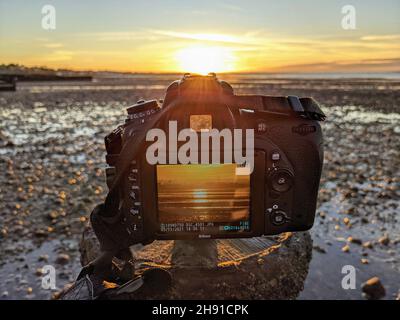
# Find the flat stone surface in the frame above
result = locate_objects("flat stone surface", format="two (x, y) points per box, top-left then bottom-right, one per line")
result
(80, 225), (313, 299)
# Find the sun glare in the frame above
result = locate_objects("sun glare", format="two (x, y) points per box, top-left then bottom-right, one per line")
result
(175, 46), (237, 74)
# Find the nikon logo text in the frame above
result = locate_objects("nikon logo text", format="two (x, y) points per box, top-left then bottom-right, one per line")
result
(146, 121), (254, 174)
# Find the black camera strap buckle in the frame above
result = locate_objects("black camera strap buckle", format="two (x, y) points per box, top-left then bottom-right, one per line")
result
(299, 97), (326, 121)
(288, 95), (305, 113)
(288, 95), (326, 121)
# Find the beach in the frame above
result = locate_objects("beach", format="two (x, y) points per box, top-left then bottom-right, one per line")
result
(0, 74), (399, 299)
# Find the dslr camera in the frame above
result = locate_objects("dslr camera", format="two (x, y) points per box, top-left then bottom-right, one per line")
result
(102, 73), (325, 247)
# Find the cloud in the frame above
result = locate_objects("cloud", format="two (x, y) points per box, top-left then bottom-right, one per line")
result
(42, 50), (74, 62)
(218, 3), (244, 12)
(78, 31), (152, 42)
(361, 34), (400, 41)
(149, 30), (244, 44)
(80, 29), (263, 46)
(270, 58), (400, 73)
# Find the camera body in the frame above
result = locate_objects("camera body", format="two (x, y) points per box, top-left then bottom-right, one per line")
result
(104, 74), (325, 246)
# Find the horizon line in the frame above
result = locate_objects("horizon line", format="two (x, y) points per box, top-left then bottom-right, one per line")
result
(1, 63), (399, 76)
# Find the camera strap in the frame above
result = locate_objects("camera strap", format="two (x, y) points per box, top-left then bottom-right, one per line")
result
(225, 95), (326, 121)
(104, 103), (177, 217)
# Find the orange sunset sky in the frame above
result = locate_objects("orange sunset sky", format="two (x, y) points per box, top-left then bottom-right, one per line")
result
(0, 0), (399, 73)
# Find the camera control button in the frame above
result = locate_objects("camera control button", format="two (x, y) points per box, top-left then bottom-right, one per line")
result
(269, 169), (293, 193)
(127, 100), (159, 115)
(130, 190), (140, 200)
(271, 210), (288, 226)
(271, 151), (280, 161)
(256, 120), (267, 133)
(130, 208), (139, 215)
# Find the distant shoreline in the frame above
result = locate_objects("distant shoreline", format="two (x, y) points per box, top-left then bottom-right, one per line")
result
(1, 64), (399, 80)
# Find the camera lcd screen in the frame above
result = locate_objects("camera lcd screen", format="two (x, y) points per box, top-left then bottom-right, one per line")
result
(156, 164), (250, 234)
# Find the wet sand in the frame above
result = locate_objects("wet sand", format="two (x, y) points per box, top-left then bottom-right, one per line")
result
(0, 74), (399, 299)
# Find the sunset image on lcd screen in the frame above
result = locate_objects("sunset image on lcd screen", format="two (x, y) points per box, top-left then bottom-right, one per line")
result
(156, 164), (250, 223)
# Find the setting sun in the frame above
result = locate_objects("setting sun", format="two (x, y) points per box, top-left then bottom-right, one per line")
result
(175, 46), (237, 75)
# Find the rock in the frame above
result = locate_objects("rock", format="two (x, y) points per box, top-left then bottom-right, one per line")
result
(1, 291), (8, 298)
(0, 130), (14, 147)
(4, 245), (17, 254)
(378, 234), (390, 246)
(361, 277), (386, 300)
(347, 236), (362, 245)
(0, 228), (7, 238)
(313, 245), (326, 253)
(342, 245), (350, 253)
(47, 211), (59, 220)
(38, 254), (49, 262)
(361, 217), (369, 224)
(34, 229), (48, 238)
(35, 268), (44, 276)
(56, 253), (70, 265)
(345, 207), (357, 215)
(78, 225), (313, 300)
(362, 241), (373, 249)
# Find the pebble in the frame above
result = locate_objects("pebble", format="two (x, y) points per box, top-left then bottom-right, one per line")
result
(1, 228), (7, 238)
(362, 241), (374, 249)
(378, 234), (390, 246)
(38, 254), (49, 262)
(361, 217), (369, 224)
(361, 277), (386, 300)
(341, 245), (350, 253)
(347, 236), (362, 245)
(56, 253), (71, 265)
(34, 229), (48, 238)
(313, 245), (326, 253)
(35, 268), (44, 276)
(47, 211), (59, 220)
